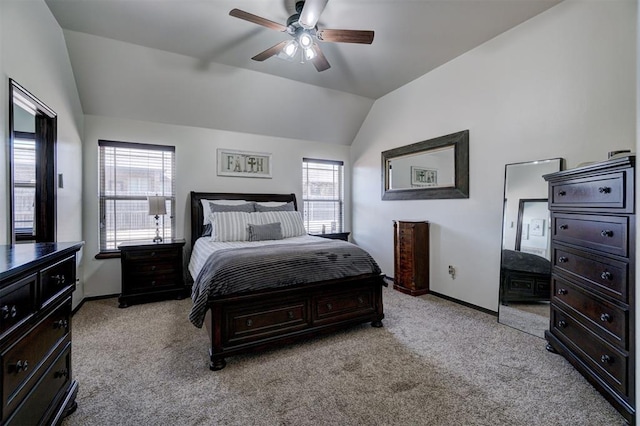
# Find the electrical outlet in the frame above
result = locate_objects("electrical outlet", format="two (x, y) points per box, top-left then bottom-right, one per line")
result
(448, 265), (456, 279)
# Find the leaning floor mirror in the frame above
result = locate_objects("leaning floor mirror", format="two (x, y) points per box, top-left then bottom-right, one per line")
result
(498, 158), (563, 337)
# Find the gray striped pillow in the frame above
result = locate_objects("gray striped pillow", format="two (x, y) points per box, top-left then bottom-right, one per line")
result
(210, 211), (262, 242)
(256, 211), (306, 238)
(254, 202), (295, 212)
(248, 222), (283, 241)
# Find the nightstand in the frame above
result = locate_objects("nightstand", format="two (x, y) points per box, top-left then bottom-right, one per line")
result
(118, 239), (186, 308)
(313, 232), (350, 241)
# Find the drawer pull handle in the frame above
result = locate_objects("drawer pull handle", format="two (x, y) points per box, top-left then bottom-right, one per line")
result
(246, 319), (253, 327)
(326, 303), (333, 311)
(558, 320), (567, 328)
(54, 369), (69, 379)
(559, 224), (568, 230)
(600, 355), (613, 364)
(151, 265), (156, 271)
(558, 190), (566, 196)
(557, 288), (568, 295)
(151, 280), (156, 286)
(357, 296), (364, 304)
(600, 230), (613, 237)
(600, 313), (612, 323)
(558, 257), (568, 263)
(287, 311), (294, 319)
(54, 319), (69, 329)
(151, 252), (156, 257)
(601, 271), (613, 281)
(598, 186), (611, 194)
(1, 305), (16, 320)
(13, 360), (28, 373)
(53, 274), (66, 285)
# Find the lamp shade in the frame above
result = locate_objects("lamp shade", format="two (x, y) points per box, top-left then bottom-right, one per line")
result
(147, 196), (166, 216)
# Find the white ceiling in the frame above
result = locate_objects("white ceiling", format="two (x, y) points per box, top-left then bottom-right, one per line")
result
(45, 0), (561, 144)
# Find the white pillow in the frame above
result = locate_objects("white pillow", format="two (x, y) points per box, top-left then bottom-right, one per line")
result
(210, 211), (262, 242)
(201, 199), (250, 225)
(255, 201), (289, 207)
(256, 211), (306, 238)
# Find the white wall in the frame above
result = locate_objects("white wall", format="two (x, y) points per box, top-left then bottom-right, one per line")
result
(351, 0), (637, 312)
(0, 0), (85, 306)
(82, 115), (351, 297)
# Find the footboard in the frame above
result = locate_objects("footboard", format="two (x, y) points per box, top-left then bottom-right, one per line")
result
(203, 273), (385, 370)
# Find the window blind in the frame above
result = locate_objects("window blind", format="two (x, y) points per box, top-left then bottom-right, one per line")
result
(302, 158), (344, 234)
(13, 134), (36, 236)
(98, 140), (176, 251)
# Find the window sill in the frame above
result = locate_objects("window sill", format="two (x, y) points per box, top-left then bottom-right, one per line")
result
(95, 251), (121, 260)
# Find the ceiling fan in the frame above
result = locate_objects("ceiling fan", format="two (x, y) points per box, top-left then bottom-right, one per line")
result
(229, 0), (374, 72)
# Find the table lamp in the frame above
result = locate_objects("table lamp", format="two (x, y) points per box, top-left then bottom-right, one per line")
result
(147, 196), (166, 243)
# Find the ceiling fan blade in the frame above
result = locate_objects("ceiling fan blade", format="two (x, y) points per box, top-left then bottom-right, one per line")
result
(311, 45), (331, 72)
(251, 41), (288, 61)
(316, 29), (374, 44)
(229, 9), (287, 32)
(298, 0), (328, 29)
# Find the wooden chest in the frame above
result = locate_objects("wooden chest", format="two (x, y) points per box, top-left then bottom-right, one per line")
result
(544, 156), (635, 423)
(393, 221), (429, 296)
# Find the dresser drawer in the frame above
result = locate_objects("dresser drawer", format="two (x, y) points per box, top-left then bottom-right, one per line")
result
(551, 306), (628, 395)
(226, 300), (308, 345)
(2, 299), (69, 419)
(552, 245), (628, 302)
(553, 213), (629, 257)
(5, 344), (71, 426)
(314, 288), (375, 324)
(552, 278), (628, 349)
(550, 172), (626, 210)
(126, 260), (178, 276)
(39, 256), (75, 308)
(0, 274), (36, 338)
(125, 272), (181, 291)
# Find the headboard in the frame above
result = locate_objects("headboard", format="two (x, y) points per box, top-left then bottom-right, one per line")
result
(190, 191), (298, 247)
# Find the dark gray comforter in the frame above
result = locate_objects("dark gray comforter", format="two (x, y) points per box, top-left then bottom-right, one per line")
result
(189, 239), (382, 327)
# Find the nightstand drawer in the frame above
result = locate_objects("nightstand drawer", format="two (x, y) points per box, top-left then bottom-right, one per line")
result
(553, 213), (629, 257)
(125, 273), (181, 290)
(123, 248), (180, 262)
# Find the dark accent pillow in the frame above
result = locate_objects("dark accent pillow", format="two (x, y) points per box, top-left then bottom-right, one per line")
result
(202, 223), (212, 237)
(248, 222), (283, 241)
(209, 201), (255, 213)
(254, 202), (295, 212)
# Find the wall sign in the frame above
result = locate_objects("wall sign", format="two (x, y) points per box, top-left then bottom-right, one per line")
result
(217, 149), (272, 178)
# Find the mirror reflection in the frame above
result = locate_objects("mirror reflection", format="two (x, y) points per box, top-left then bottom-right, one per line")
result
(388, 146), (455, 190)
(498, 158), (563, 337)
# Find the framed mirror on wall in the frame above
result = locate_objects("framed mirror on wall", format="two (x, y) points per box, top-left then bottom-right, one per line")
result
(498, 158), (563, 337)
(381, 130), (469, 200)
(8, 79), (57, 243)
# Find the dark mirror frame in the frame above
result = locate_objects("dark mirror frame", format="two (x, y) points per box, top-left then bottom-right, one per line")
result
(381, 130), (469, 200)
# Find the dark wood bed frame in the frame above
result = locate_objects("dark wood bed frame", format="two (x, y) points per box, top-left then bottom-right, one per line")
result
(189, 191), (385, 370)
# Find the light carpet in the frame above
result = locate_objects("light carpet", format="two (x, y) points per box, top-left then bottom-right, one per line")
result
(62, 287), (626, 425)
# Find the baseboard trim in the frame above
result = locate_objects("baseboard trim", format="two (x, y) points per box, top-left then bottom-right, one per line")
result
(429, 291), (498, 317)
(72, 293), (119, 315)
(383, 275), (497, 317)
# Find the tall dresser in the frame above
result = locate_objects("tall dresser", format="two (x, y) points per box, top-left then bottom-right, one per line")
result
(393, 220), (429, 296)
(544, 156), (635, 423)
(0, 242), (83, 425)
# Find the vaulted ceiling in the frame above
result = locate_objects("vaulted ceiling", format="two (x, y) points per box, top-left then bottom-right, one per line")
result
(45, 0), (561, 144)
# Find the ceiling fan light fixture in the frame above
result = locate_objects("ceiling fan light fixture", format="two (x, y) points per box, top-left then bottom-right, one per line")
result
(284, 40), (299, 58)
(304, 47), (316, 61)
(298, 32), (313, 49)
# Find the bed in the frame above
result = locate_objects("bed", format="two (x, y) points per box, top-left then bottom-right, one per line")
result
(188, 191), (385, 370)
(500, 249), (551, 304)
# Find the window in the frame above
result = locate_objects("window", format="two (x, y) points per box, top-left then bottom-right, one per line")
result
(13, 133), (36, 239)
(302, 158), (344, 234)
(98, 140), (175, 253)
